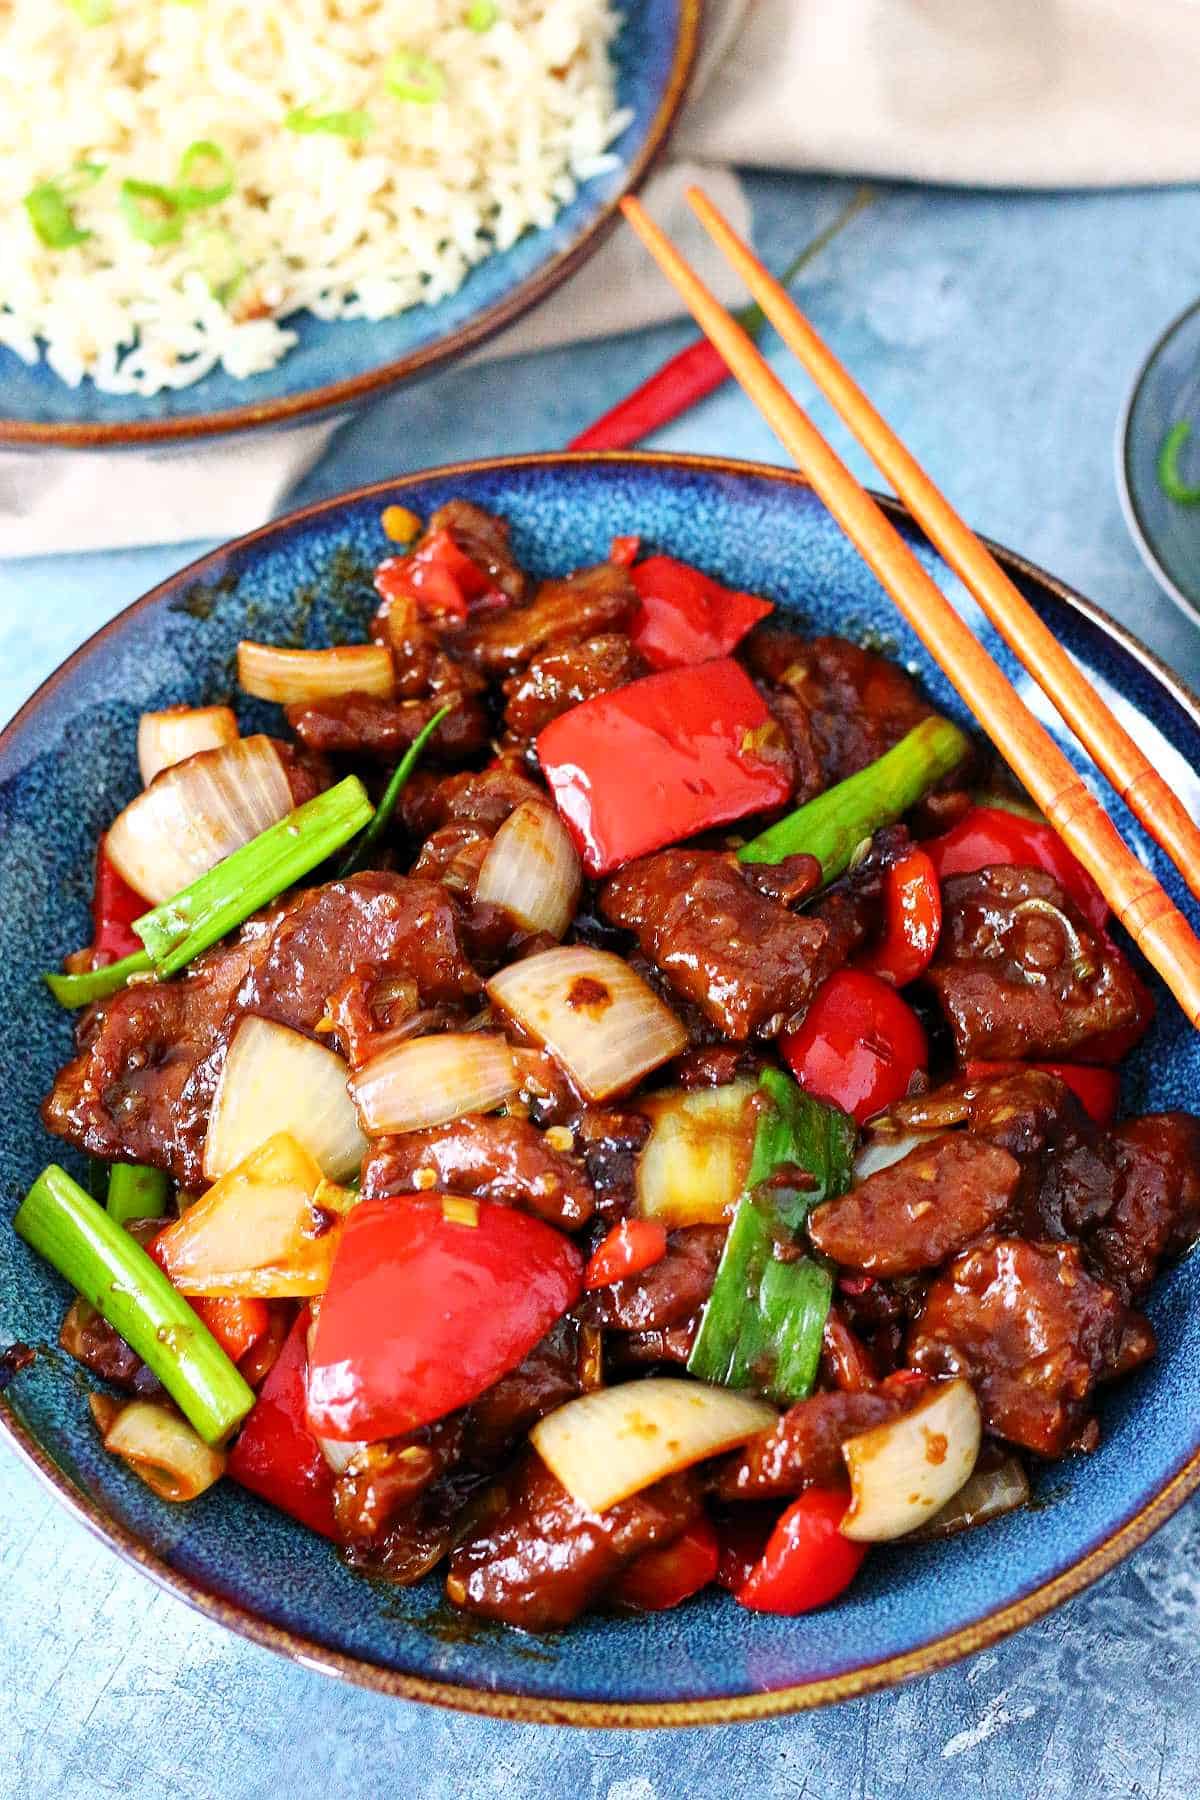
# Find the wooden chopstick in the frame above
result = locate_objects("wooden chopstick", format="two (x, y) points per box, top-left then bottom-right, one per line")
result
(618, 194), (1200, 1028)
(685, 183), (1200, 915)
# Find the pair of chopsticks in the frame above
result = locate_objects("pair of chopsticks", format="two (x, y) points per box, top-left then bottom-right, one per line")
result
(618, 191), (1200, 1028)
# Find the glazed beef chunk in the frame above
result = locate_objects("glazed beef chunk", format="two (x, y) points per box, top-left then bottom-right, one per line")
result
(360, 1114), (595, 1229)
(808, 1134), (1021, 1276)
(601, 850), (861, 1039)
(43, 874), (479, 1188)
(908, 1237), (1154, 1456)
(400, 765), (546, 839)
(425, 499), (530, 603)
(458, 563), (638, 673)
(502, 633), (646, 742)
(580, 1226), (725, 1333)
(716, 1373), (930, 1501)
(286, 690), (489, 762)
(446, 1452), (702, 1629)
(745, 630), (933, 788)
(928, 866), (1153, 1062)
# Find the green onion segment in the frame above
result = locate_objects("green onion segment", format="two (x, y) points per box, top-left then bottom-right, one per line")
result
(339, 704), (450, 877)
(175, 140), (235, 210)
(385, 52), (447, 102)
(45, 949), (153, 1008)
(738, 715), (970, 880)
(15, 1165), (253, 1444)
(67, 0), (113, 24)
(1157, 420), (1200, 506)
(106, 1163), (170, 1227)
(24, 182), (90, 249)
(748, 1068), (857, 1230)
(466, 0), (498, 28)
(285, 103), (374, 139)
(119, 179), (184, 244)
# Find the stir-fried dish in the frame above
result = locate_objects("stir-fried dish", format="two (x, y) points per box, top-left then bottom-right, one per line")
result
(16, 500), (1199, 1630)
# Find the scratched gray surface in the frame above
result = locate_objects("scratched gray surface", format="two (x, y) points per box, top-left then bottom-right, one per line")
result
(4, 173), (1200, 1797)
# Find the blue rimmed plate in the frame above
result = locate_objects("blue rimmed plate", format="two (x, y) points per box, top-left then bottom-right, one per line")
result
(1117, 295), (1200, 624)
(0, 1), (697, 449)
(4, 452), (1200, 1726)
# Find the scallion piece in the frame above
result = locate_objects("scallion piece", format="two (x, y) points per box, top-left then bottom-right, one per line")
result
(15, 1165), (253, 1444)
(466, 0), (498, 28)
(339, 704), (450, 877)
(119, 178), (184, 245)
(23, 181), (91, 249)
(134, 774), (373, 976)
(1157, 420), (1200, 506)
(748, 1068), (856, 1231)
(175, 140), (235, 210)
(738, 715), (970, 880)
(67, 0), (113, 24)
(285, 103), (375, 140)
(385, 51), (447, 102)
(107, 1163), (170, 1226)
(45, 948), (153, 1008)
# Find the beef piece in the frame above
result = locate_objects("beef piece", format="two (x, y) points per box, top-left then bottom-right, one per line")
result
(808, 1134), (1020, 1276)
(409, 822), (492, 888)
(908, 1237), (1154, 1456)
(285, 691), (489, 763)
(332, 1417), (465, 1543)
(761, 689), (825, 805)
(927, 867), (1153, 1063)
(400, 766), (546, 838)
(671, 1045), (763, 1090)
(43, 874), (479, 1187)
(580, 1225), (725, 1332)
(360, 1115), (594, 1229)
(1035, 1113), (1200, 1302)
(609, 1319), (700, 1368)
(741, 852), (823, 906)
(820, 1307), (880, 1392)
(715, 1372), (929, 1500)
(745, 631), (933, 785)
(464, 1315), (584, 1466)
(458, 564), (637, 673)
(600, 850), (856, 1039)
(446, 1452), (702, 1629)
(59, 1299), (163, 1398)
(275, 739), (332, 806)
(502, 633), (646, 741)
(427, 498), (529, 603)
(575, 1108), (651, 1223)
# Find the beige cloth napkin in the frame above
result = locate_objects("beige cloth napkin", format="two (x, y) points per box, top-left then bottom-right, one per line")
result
(7, 0), (1200, 558)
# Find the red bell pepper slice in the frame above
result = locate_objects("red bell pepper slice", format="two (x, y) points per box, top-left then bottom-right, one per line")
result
(965, 1059), (1120, 1126)
(781, 969), (928, 1125)
(628, 555), (774, 670)
(584, 1218), (668, 1290)
(537, 658), (792, 877)
(307, 1195), (583, 1441)
(857, 847), (942, 987)
(736, 1486), (867, 1614)
(609, 534), (641, 567)
(227, 1306), (337, 1539)
(374, 527), (507, 623)
(924, 805), (1108, 933)
(192, 1296), (271, 1364)
(92, 841), (146, 962)
(610, 1516), (720, 1613)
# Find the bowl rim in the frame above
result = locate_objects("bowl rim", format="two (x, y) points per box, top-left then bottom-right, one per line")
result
(1114, 291), (1200, 626)
(6, 448), (1200, 1728)
(0, 1), (700, 451)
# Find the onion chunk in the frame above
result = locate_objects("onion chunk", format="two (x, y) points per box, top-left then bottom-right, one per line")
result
(205, 1015), (365, 1182)
(841, 1378), (982, 1542)
(90, 1395), (225, 1501)
(238, 642), (395, 704)
(137, 705), (239, 786)
(350, 1032), (518, 1136)
(475, 801), (582, 939)
(636, 1079), (757, 1227)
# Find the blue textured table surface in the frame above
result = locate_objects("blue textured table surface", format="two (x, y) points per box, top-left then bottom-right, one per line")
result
(5, 173), (1200, 1798)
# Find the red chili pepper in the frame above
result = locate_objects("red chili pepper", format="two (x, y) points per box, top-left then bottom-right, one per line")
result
(92, 842), (145, 962)
(780, 968), (928, 1124)
(857, 847), (942, 987)
(537, 658), (792, 877)
(227, 1307), (337, 1539)
(627, 555), (774, 670)
(610, 1517), (720, 1613)
(965, 1059), (1120, 1126)
(609, 534), (641, 567)
(924, 806), (1108, 933)
(736, 1487), (867, 1614)
(584, 1218), (668, 1290)
(307, 1195), (583, 1441)
(714, 1507), (780, 1593)
(374, 528), (507, 623)
(191, 1296), (271, 1364)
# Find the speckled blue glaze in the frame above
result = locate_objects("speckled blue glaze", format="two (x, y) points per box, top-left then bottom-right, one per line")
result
(0, 0), (688, 437)
(1118, 296), (1200, 624)
(4, 455), (1200, 1718)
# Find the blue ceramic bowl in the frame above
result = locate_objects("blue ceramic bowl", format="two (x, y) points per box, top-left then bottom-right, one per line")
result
(4, 454), (1200, 1726)
(0, 1), (697, 450)
(1117, 296), (1200, 625)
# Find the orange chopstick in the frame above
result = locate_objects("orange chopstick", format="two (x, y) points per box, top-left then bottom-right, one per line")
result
(685, 183), (1200, 915)
(618, 193), (1200, 1028)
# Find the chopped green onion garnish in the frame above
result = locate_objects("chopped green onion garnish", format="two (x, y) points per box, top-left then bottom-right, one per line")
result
(45, 948), (153, 1008)
(134, 775), (373, 977)
(339, 704), (450, 877)
(738, 715), (970, 880)
(23, 181), (91, 249)
(191, 226), (244, 304)
(67, 0), (113, 24)
(747, 1068), (856, 1231)
(1157, 420), (1200, 505)
(175, 140), (235, 210)
(385, 51), (447, 102)
(466, 0), (498, 28)
(15, 1164), (253, 1444)
(106, 1163), (170, 1227)
(285, 103), (375, 139)
(119, 178), (184, 245)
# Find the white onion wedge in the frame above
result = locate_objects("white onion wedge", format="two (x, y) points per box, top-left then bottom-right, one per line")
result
(912, 1455), (1030, 1541)
(487, 947), (687, 1103)
(350, 1032), (518, 1136)
(238, 642), (395, 704)
(841, 1378), (982, 1542)
(636, 1079), (757, 1227)
(205, 1016), (365, 1182)
(531, 1376), (776, 1513)
(105, 734), (294, 904)
(156, 1132), (354, 1298)
(90, 1396), (225, 1501)
(137, 705), (239, 786)
(852, 1130), (940, 1184)
(475, 801), (582, 939)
